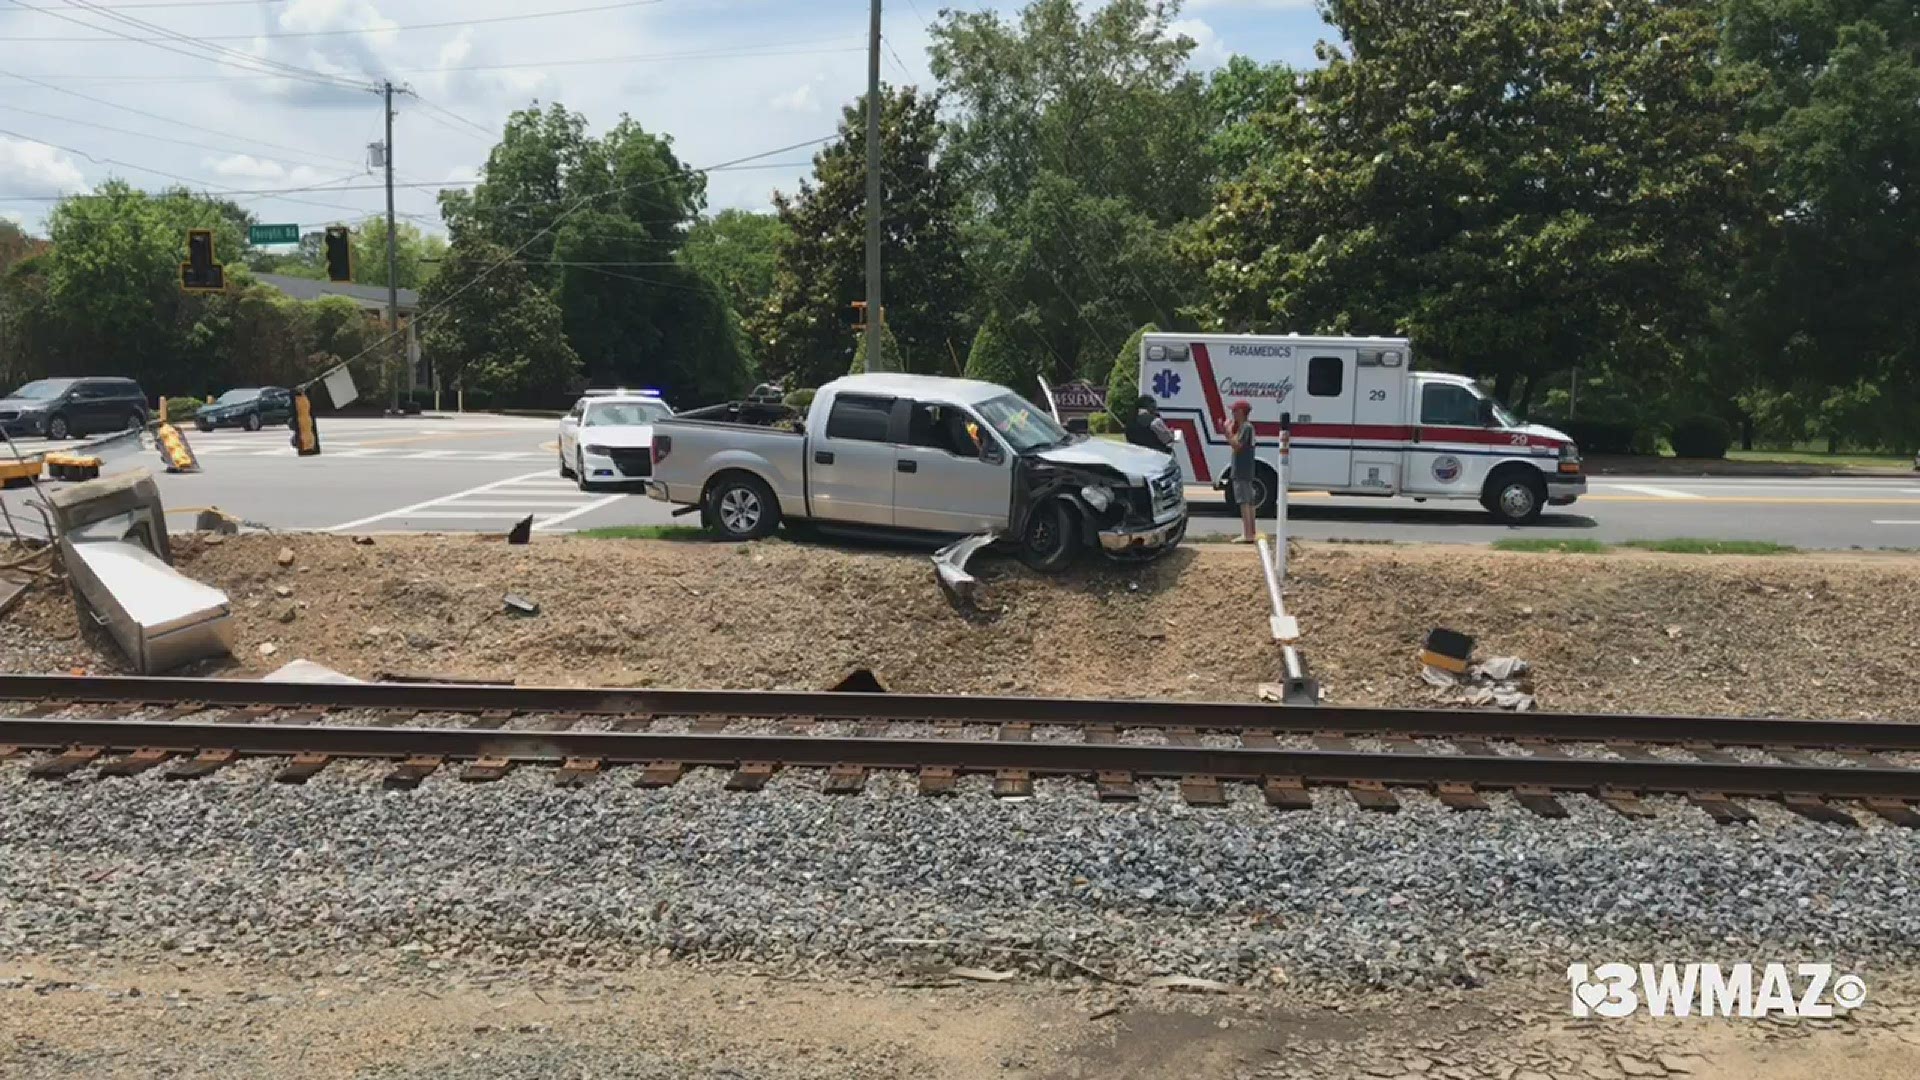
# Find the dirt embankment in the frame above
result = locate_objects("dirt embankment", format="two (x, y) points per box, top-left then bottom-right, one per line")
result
(8, 534), (1920, 720)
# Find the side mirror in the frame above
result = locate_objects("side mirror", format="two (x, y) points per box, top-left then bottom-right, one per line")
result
(1477, 399), (1496, 426)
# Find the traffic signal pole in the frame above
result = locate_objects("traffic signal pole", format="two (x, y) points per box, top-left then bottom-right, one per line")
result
(863, 0), (888, 373)
(382, 80), (402, 415)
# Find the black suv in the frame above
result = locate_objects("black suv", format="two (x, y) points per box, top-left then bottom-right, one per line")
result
(0, 377), (150, 440)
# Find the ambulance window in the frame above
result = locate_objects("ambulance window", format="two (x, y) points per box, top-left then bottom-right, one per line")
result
(1307, 356), (1344, 397)
(1421, 383), (1482, 426)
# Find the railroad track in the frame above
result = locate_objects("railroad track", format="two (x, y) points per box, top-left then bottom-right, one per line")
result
(0, 673), (1916, 826)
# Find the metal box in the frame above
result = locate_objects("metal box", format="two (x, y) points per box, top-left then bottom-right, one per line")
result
(60, 538), (233, 673)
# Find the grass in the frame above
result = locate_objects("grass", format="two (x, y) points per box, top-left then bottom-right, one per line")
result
(1494, 537), (1799, 556)
(574, 525), (711, 542)
(1724, 448), (1911, 469)
(1619, 538), (1799, 556)
(1489, 538), (1611, 554)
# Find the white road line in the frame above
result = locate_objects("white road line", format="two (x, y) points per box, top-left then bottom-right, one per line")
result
(376, 511), (542, 520)
(325, 469), (550, 531)
(533, 494), (626, 531)
(1872, 520), (1920, 526)
(1606, 484), (1703, 499)
(442, 499), (594, 508)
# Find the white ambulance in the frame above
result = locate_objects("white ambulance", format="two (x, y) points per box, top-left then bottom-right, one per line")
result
(1138, 333), (1584, 523)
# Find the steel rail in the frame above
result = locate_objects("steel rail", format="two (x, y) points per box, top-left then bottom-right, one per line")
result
(0, 673), (1915, 750)
(3, 718), (1916, 799)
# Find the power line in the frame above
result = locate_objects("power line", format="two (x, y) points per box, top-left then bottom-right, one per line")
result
(405, 93), (494, 141)
(0, 101), (365, 176)
(4, 0), (368, 91)
(4, 0), (673, 42)
(3, 41), (868, 83)
(298, 133), (835, 391)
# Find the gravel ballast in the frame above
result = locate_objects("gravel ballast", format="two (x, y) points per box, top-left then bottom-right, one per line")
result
(4, 760), (1915, 993)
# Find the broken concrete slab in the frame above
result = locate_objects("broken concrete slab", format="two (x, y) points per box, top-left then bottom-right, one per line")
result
(262, 659), (363, 685)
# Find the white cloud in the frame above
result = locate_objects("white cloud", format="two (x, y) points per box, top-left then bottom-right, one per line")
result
(1, 210), (25, 226)
(430, 29), (547, 103)
(203, 154), (337, 189)
(769, 82), (821, 115)
(1166, 18), (1230, 68)
(0, 138), (86, 197)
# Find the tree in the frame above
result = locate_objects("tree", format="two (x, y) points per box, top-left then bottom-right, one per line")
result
(848, 324), (905, 375)
(1721, 0), (1920, 449)
(681, 209), (787, 324)
(417, 238), (580, 405)
(961, 311), (1033, 393)
(247, 218), (447, 289)
(1189, 0), (1751, 408)
(754, 86), (971, 386)
(1104, 322), (1158, 418)
(928, 0), (1213, 384)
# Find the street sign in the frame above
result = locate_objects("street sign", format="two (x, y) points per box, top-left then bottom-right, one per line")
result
(248, 223), (300, 245)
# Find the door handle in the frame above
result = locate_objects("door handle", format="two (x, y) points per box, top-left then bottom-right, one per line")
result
(896, 460), (917, 473)
(815, 450), (835, 465)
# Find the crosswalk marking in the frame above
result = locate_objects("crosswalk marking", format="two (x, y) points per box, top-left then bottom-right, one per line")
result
(1607, 483), (1702, 499)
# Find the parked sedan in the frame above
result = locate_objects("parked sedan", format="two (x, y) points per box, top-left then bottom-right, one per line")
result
(195, 387), (293, 432)
(558, 392), (673, 490)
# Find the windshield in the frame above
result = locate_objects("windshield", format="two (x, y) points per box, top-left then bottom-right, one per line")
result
(585, 401), (670, 427)
(1485, 395), (1520, 428)
(10, 379), (73, 401)
(975, 393), (1070, 453)
(217, 389), (261, 404)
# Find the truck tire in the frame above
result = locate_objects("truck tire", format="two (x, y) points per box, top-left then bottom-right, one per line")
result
(706, 473), (780, 540)
(1222, 463), (1279, 517)
(1482, 468), (1546, 525)
(1018, 497), (1079, 573)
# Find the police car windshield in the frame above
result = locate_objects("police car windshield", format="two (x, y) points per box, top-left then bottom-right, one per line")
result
(976, 394), (1070, 452)
(585, 401), (669, 427)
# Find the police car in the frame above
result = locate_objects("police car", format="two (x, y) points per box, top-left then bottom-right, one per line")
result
(557, 389), (674, 491)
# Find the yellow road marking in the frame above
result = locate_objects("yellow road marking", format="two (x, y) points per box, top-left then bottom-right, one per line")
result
(1584, 495), (1920, 506)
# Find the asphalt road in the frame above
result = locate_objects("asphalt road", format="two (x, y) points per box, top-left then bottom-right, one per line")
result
(4, 414), (1917, 549)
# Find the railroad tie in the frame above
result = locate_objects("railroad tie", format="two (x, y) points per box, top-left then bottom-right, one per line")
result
(1512, 785), (1568, 819)
(163, 749), (237, 781)
(28, 745), (103, 780)
(1597, 786), (1656, 819)
(468, 709), (517, 731)
(1781, 794), (1860, 827)
(458, 756), (515, 783)
(1433, 781), (1490, 812)
(1095, 770), (1138, 801)
(992, 768), (1033, 799)
(636, 761), (684, 789)
(274, 752), (331, 785)
(823, 763), (866, 795)
(1239, 730), (1277, 751)
(96, 748), (175, 778)
(1345, 780), (1400, 813)
(1179, 775), (1226, 807)
(1263, 775), (1313, 811)
(1083, 724), (1117, 746)
(553, 757), (602, 788)
(1686, 791), (1757, 824)
(727, 761), (778, 792)
(999, 722), (1032, 743)
(1863, 798), (1920, 828)
(381, 755), (444, 790)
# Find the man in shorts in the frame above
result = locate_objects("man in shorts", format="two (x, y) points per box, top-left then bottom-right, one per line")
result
(1227, 399), (1258, 542)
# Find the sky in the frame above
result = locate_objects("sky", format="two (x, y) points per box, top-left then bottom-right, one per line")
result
(0, 0), (1329, 237)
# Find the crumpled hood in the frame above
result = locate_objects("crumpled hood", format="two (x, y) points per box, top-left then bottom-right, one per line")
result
(1032, 437), (1172, 481)
(579, 423), (654, 448)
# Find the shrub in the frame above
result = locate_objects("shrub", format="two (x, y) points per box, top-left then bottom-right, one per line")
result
(782, 388), (816, 409)
(1103, 323), (1159, 419)
(1668, 414), (1732, 459)
(963, 312), (1033, 394)
(1541, 418), (1642, 456)
(162, 396), (204, 421)
(1087, 412), (1118, 435)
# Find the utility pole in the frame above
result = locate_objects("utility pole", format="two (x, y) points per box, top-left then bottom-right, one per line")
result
(863, 0), (887, 372)
(382, 80), (402, 414)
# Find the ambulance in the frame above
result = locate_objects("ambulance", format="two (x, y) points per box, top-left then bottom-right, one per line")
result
(1139, 333), (1583, 523)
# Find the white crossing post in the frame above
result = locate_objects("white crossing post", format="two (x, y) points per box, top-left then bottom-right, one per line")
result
(1272, 413), (1291, 585)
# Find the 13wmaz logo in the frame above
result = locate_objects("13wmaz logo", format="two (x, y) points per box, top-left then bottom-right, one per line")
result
(1568, 963), (1866, 1019)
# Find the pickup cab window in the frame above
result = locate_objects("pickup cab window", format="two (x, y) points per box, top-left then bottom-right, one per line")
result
(824, 394), (894, 442)
(1420, 383), (1483, 427)
(907, 401), (983, 459)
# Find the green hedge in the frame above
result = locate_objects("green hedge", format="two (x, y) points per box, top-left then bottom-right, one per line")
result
(1088, 412), (1118, 435)
(783, 388), (816, 409)
(163, 396), (204, 421)
(1669, 414), (1732, 459)
(1545, 418), (1640, 456)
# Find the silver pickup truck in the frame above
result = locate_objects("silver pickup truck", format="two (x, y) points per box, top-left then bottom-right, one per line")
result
(648, 373), (1186, 570)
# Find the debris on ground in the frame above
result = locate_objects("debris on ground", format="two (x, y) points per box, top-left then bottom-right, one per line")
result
(502, 593), (539, 617)
(1144, 975), (1237, 994)
(1423, 655), (1535, 711)
(274, 546), (295, 567)
(931, 531), (998, 609)
(506, 515), (533, 545)
(261, 659), (362, 684)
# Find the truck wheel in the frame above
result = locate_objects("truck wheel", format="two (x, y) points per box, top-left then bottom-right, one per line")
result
(1223, 463), (1280, 517)
(1018, 498), (1079, 573)
(1483, 469), (1546, 525)
(706, 474), (780, 540)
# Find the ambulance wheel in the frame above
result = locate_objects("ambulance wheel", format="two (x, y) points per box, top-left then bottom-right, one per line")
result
(1018, 498), (1079, 573)
(1482, 468), (1546, 525)
(1223, 464), (1279, 517)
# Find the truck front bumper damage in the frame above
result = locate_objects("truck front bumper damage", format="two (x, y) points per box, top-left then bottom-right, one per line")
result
(1097, 514), (1186, 553)
(932, 531), (998, 607)
(1546, 474), (1586, 506)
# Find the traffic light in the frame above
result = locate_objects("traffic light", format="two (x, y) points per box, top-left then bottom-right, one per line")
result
(179, 228), (225, 293)
(847, 300), (867, 331)
(324, 225), (352, 283)
(290, 389), (320, 456)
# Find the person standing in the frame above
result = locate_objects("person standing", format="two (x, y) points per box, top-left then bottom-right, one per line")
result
(1227, 399), (1258, 542)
